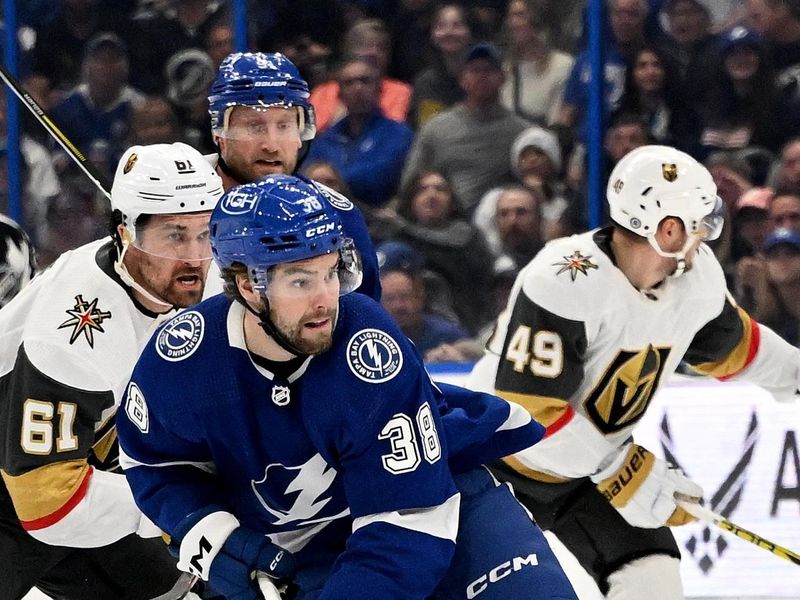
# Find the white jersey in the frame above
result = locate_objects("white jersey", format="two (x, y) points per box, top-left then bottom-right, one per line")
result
(469, 228), (800, 482)
(0, 238), (176, 547)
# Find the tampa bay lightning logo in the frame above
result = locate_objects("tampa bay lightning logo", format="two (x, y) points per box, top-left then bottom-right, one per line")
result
(220, 188), (258, 215)
(156, 311), (204, 361)
(251, 454), (349, 527)
(317, 184), (353, 211)
(347, 328), (403, 383)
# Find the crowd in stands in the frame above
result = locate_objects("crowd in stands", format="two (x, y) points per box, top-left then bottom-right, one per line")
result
(4, 0), (800, 357)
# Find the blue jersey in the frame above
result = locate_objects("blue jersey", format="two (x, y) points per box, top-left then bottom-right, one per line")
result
(118, 293), (540, 599)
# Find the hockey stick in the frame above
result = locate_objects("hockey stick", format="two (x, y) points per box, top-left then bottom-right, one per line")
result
(0, 63), (112, 200)
(676, 494), (800, 566)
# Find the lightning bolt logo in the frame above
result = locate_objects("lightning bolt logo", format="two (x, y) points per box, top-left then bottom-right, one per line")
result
(156, 311), (205, 362)
(347, 328), (403, 383)
(251, 454), (348, 527)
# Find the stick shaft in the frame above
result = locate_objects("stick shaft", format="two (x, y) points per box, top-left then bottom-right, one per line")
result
(0, 64), (112, 199)
(677, 498), (800, 566)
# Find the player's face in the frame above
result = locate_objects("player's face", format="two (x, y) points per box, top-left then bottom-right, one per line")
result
(266, 253), (341, 355)
(217, 106), (302, 182)
(123, 213), (212, 308)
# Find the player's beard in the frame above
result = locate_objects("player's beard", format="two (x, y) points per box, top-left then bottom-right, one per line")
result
(270, 305), (338, 355)
(126, 251), (208, 308)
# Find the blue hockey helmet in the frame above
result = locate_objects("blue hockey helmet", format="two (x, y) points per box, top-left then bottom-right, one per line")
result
(208, 52), (316, 141)
(210, 174), (362, 294)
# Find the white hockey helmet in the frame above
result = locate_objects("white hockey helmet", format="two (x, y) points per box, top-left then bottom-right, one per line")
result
(111, 142), (224, 244)
(607, 145), (723, 243)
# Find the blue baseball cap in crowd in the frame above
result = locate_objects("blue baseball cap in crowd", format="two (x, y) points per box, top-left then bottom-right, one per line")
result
(376, 241), (423, 273)
(464, 42), (503, 68)
(764, 228), (800, 253)
(720, 27), (762, 55)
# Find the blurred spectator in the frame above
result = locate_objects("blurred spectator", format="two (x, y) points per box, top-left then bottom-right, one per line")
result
(769, 190), (800, 231)
(746, 0), (800, 102)
(51, 33), (144, 177)
(465, 0), (507, 41)
(389, 0), (438, 82)
(704, 150), (754, 211)
(163, 48), (217, 153)
(616, 44), (701, 152)
(0, 93), (60, 244)
(737, 228), (800, 345)
(409, 3), (473, 129)
(732, 186), (773, 260)
(30, 0), (127, 92)
(494, 184), (544, 270)
(660, 0), (717, 95)
(130, 0), (223, 93)
(203, 16), (234, 69)
(697, 26), (800, 156)
(500, 0), (575, 126)
(305, 58), (413, 207)
(372, 169), (494, 331)
(128, 96), (182, 145)
(310, 19), (413, 131)
(768, 136), (800, 193)
(567, 112), (650, 196)
(556, 0), (649, 144)
(0, 214), (37, 308)
(380, 264), (470, 355)
(300, 160), (356, 200)
(401, 42), (530, 212)
(474, 125), (583, 247)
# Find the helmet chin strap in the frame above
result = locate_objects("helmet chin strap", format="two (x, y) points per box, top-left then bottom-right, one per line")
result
(646, 234), (699, 279)
(235, 292), (309, 358)
(114, 236), (178, 312)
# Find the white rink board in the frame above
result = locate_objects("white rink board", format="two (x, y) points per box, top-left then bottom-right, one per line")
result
(429, 365), (800, 598)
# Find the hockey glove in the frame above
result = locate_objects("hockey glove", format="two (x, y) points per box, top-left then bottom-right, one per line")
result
(591, 444), (703, 529)
(207, 526), (295, 600)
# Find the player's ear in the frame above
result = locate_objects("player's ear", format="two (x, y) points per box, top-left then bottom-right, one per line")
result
(236, 272), (255, 301)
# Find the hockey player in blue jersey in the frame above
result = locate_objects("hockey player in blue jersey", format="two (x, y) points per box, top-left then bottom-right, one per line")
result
(117, 175), (578, 600)
(203, 51), (380, 300)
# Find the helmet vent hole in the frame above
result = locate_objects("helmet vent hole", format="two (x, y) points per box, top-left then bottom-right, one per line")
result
(655, 200), (661, 208)
(641, 187), (653, 196)
(180, 202), (186, 208)
(200, 201), (205, 206)
(149, 177), (160, 181)
(639, 204), (646, 210)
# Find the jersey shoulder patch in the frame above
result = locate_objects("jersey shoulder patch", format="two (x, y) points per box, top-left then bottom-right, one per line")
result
(313, 181), (354, 211)
(155, 310), (205, 362)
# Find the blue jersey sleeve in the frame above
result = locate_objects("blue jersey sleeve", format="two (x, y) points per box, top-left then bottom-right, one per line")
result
(117, 309), (232, 541)
(301, 295), (458, 598)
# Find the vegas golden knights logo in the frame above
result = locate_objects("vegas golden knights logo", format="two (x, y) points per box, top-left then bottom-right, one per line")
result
(584, 345), (671, 433)
(662, 162), (678, 182)
(123, 153), (137, 174)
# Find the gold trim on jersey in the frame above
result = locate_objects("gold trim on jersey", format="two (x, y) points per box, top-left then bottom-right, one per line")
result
(502, 455), (570, 483)
(584, 345), (671, 434)
(92, 427), (117, 464)
(690, 307), (753, 378)
(1, 459), (90, 521)
(495, 390), (571, 427)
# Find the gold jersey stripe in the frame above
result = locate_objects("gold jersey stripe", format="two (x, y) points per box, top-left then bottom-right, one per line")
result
(1, 459), (90, 522)
(691, 308), (756, 378)
(502, 455), (570, 482)
(92, 427), (117, 463)
(495, 390), (571, 428)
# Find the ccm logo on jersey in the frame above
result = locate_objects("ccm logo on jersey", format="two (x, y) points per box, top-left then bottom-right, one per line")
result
(466, 554), (539, 599)
(306, 222), (335, 237)
(347, 328), (403, 383)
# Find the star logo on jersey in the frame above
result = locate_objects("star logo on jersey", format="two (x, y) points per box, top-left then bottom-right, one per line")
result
(553, 251), (598, 281)
(661, 411), (758, 574)
(58, 294), (112, 347)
